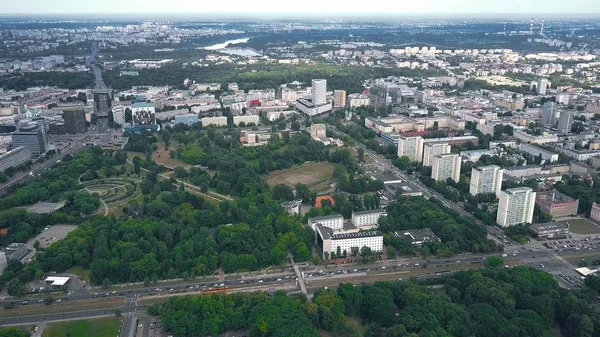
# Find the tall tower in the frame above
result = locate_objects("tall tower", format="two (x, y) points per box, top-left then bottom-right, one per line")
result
(540, 19), (545, 35)
(529, 18), (534, 35)
(311, 79), (327, 106)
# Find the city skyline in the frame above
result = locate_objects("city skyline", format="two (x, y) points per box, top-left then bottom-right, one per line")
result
(3, 0), (600, 15)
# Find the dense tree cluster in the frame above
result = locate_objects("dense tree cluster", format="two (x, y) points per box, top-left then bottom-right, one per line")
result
(152, 267), (600, 337)
(0, 71), (93, 91)
(0, 327), (29, 337)
(379, 196), (501, 256)
(554, 175), (600, 215)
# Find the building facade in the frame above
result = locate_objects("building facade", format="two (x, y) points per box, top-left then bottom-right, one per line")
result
(518, 144), (559, 163)
(232, 115), (259, 126)
(470, 165), (503, 197)
(347, 93), (370, 107)
(535, 190), (579, 218)
(312, 79), (327, 106)
(398, 136), (424, 162)
(12, 124), (46, 155)
(557, 110), (573, 133)
(62, 108), (87, 134)
(422, 143), (450, 166)
(351, 209), (386, 228)
(309, 124), (327, 138)
(431, 153), (461, 182)
(541, 101), (558, 126)
(497, 187), (536, 227)
(316, 224), (383, 259)
(112, 105), (125, 126)
(201, 116), (228, 127)
(531, 222), (569, 238)
(333, 90), (346, 108)
(0, 146), (31, 172)
(0, 251), (7, 275)
(308, 214), (344, 231)
(591, 203), (600, 222)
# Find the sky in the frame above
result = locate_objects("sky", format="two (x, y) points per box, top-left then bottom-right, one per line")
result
(2, 0), (600, 15)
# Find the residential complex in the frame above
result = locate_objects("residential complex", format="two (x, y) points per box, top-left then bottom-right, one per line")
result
(497, 187), (536, 227)
(422, 143), (450, 166)
(469, 165), (503, 197)
(397, 136), (424, 162)
(431, 153), (461, 182)
(535, 190), (579, 218)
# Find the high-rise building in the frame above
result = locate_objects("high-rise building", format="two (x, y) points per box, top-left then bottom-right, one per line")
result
(311, 79), (327, 106)
(541, 102), (558, 126)
(62, 108), (87, 134)
(112, 105), (125, 126)
(333, 90), (346, 108)
(497, 187), (536, 227)
(12, 124), (46, 155)
(470, 165), (503, 197)
(397, 136), (424, 162)
(537, 78), (549, 95)
(431, 153), (461, 182)
(557, 110), (573, 133)
(422, 143), (450, 166)
(32, 117), (48, 145)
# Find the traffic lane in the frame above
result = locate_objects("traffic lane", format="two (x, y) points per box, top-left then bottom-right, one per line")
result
(0, 306), (136, 326)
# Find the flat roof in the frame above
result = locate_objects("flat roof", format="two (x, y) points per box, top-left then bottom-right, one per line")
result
(399, 228), (440, 243)
(309, 214), (343, 222)
(352, 209), (385, 216)
(536, 190), (576, 203)
(576, 267), (597, 276)
(44, 276), (70, 286)
(316, 223), (382, 240)
(530, 221), (569, 231)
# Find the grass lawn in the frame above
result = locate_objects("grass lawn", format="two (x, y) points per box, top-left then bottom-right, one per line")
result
(560, 218), (600, 235)
(66, 266), (91, 282)
(43, 317), (122, 337)
(265, 162), (335, 192)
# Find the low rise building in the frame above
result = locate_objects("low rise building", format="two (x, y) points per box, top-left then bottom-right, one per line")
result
(518, 144), (559, 163)
(0, 146), (31, 172)
(4, 243), (27, 261)
(316, 224), (383, 259)
(535, 190), (579, 218)
(232, 114), (259, 126)
(201, 116), (228, 127)
(282, 200), (302, 215)
(308, 214), (344, 231)
(530, 222), (569, 238)
(351, 209), (386, 228)
(347, 93), (370, 107)
(397, 228), (441, 246)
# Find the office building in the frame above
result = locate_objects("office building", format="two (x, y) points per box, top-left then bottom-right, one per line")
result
(557, 110), (573, 133)
(397, 136), (424, 162)
(497, 187), (536, 227)
(537, 78), (549, 95)
(174, 114), (200, 126)
(0, 146), (31, 172)
(62, 108), (87, 134)
(112, 105), (125, 126)
(535, 190), (579, 218)
(431, 153), (461, 182)
(4, 243), (27, 261)
(470, 165), (503, 197)
(308, 214), (344, 231)
(310, 124), (327, 138)
(312, 79), (327, 106)
(541, 102), (558, 126)
(316, 224), (383, 259)
(0, 251), (7, 275)
(530, 222), (569, 239)
(12, 124), (46, 155)
(333, 90), (346, 108)
(422, 143), (450, 166)
(351, 209), (386, 228)
(591, 203), (600, 222)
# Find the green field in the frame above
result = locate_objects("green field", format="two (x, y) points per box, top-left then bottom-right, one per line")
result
(43, 317), (122, 337)
(560, 218), (600, 235)
(265, 162), (335, 193)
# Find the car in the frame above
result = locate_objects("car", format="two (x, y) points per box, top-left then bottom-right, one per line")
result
(258, 280), (263, 283)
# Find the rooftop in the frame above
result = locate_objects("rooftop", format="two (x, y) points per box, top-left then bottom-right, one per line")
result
(536, 190), (576, 203)
(352, 209), (386, 216)
(530, 221), (569, 232)
(309, 213), (343, 222)
(44, 276), (70, 286)
(317, 224), (382, 240)
(398, 228), (441, 244)
(131, 102), (155, 109)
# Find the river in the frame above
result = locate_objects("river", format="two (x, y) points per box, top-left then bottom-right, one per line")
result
(204, 38), (250, 50)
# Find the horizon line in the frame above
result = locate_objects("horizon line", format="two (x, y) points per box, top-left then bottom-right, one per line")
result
(1, 12), (600, 17)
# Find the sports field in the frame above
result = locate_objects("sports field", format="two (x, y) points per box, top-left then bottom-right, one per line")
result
(265, 162), (335, 192)
(43, 317), (122, 337)
(559, 218), (600, 235)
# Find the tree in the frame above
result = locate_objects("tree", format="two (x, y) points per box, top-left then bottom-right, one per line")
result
(7, 278), (25, 297)
(132, 156), (142, 175)
(125, 108), (132, 123)
(272, 184), (295, 201)
(486, 256), (504, 268)
(115, 309), (122, 317)
(174, 166), (188, 179)
(44, 296), (54, 305)
(357, 148), (365, 163)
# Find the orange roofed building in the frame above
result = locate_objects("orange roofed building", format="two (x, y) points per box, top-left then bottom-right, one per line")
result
(315, 195), (336, 208)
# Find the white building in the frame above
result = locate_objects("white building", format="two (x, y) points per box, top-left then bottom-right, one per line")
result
(497, 187), (536, 227)
(431, 153), (461, 182)
(310, 124), (327, 138)
(316, 224), (383, 259)
(422, 143), (450, 166)
(398, 136), (424, 162)
(308, 214), (344, 231)
(111, 105), (125, 126)
(347, 93), (370, 108)
(518, 144), (559, 163)
(537, 78), (549, 95)
(351, 209), (386, 228)
(470, 165), (503, 197)
(232, 115), (259, 126)
(312, 79), (327, 106)
(296, 99), (333, 116)
(201, 116), (228, 127)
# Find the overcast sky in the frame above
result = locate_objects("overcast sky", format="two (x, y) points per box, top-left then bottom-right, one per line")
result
(3, 0), (600, 15)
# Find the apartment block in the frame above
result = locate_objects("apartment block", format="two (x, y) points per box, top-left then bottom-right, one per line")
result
(470, 165), (503, 197)
(431, 153), (461, 182)
(397, 136), (424, 162)
(422, 143), (450, 166)
(497, 187), (536, 227)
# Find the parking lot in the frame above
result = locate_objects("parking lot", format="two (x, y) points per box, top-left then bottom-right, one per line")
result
(27, 224), (77, 249)
(543, 237), (600, 253)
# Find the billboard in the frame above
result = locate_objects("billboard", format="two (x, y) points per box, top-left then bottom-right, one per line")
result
(132, 108), (156, 126)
